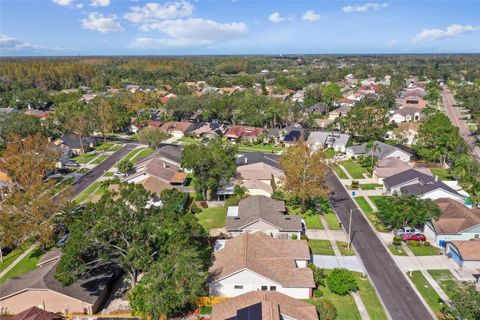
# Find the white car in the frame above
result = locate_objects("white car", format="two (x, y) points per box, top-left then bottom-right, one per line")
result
(114, 171), (126, 177)
(394, 227), (421, 236)
(335, 154), (346, 160)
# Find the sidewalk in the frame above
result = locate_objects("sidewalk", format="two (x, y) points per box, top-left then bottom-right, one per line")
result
(0, 243), (37, 279)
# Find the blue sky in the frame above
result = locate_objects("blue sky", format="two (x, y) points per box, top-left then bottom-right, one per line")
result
(1, 0), (479, 56)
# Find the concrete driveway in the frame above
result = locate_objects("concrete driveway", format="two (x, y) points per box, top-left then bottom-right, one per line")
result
(312, 255), (365, 273)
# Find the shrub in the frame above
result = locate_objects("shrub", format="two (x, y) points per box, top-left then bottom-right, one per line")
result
(190, 203), (201, 214)
(423, 241), (431, 247)
(198, 201), (208, 209)
(313, 289), (323, 298)
(309, 263), (326, 287)
(326, 268), (358, 295)
(224, 195), (241, 208)
(350, 180), (359, 189)
(393, 236), (402, 248)
(409, 240), (420, 247)
(311, 298), (337, 320)
(300, 234), (308, 240)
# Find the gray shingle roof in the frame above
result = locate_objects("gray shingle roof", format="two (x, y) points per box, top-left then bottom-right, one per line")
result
(226, 196), (302, 232)
(236, 152), (281, 170)
(347, 141), (411, 160)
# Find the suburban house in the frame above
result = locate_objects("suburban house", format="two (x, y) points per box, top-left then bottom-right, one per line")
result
(446, 240), (480, 268)
(53, 133), (95, 156)
(346, 141), (411, 162)
(283, 125), (308, 146)
(236, 152), (283, 197)
(160, 121), (196, 139)
(372, 157), (412, 183)
(328, 105), (351, 120)
(383, 169), (466, 203)
(307, 103), (328, 115)
(389, 107), (422, 123)
(226, 196), (303, 239)
(192, 122), (227, 139)
(123, 145), (186, 194)
(208, 232), (315, 299)
(333, 97), (356, 108)
(389, 122), (420, 145)
(0, 306), (65, 320)
(308, 131), (350, 153)
(226, 125), (267, 142)
(0, 252), (114, 315)
(424, 198), (480, 246)
(210, 291), (318, 320)
(401, 95), (427, 109)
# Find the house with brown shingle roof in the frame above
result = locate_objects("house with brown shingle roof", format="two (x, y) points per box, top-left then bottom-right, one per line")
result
(446, 240), (480, 268)
(159, 121), (196, 139)
(424, 198), (480, 246)
(211, 291), (318, 320)
(225, 126), (267, 142)
(208, 232), (314, 299)
(226, 196), (302, 239)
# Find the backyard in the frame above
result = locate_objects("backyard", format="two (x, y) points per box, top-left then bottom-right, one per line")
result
(308, 240), (335, 255)
(195, 207), (227, 231)
(429, 168), (453, 181)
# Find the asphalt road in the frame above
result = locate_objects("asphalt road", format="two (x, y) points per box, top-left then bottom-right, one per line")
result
(442, 88), (480, 160)
(327, 172), (434, 320)
(69, 143), (139, 199)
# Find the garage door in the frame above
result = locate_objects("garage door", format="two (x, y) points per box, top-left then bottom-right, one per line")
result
(450, 249), (463, 267)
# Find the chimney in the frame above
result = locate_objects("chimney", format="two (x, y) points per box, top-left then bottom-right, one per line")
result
(163, 162), (167, 168)
(244, 157), (248, 164)
(434, 175), (438, 182)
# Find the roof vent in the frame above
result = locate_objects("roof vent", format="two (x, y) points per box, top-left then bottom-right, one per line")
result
(285, 217), (291, 220)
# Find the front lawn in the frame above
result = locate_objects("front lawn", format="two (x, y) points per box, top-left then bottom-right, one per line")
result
(429, 168), (453, 181)
(354, 273), (388, 320)
(407, 243), (440, 256)
(308, 240), (335, 255)
(121, 147), (146, 163)
(95, 142), (115, 151)
(354, 197), (390, 232)
(428, 269), (467, 299)
(331, 164), (349, 179)
(91, 154), (110, 164)
(354, 197), (374, 215)
(133, 147), (155, 163)
(323, 148), (336, 159)
(74, 181), (101, 203)
(388, 244), (407, 256)
(72, 152), (98, 164)
(408, 271), (444, 317)
(0, 245), (44, 284)
(0, 241), (35, 273)
(340, 160), (368, 179)
(195, 207), (227, 231)
(336, 241), (355, 256)
(305, 214), (324, 230)
(324, 212), (341, 230)
(368, 196), (386, 208)
(359, 183), (383, 190)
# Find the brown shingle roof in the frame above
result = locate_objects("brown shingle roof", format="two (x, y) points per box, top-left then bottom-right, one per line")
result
(6, 306), (65, 320)
(211, 291), (318, 320)
(160, 121), (195, 133)
(226, 196), (302, 232)
(450, 240), (480, 260)
(225, 126), (266, 139)
(209, 233), (314, 288)
(432, 198), (480, 234)
(139, 176), (171, 194)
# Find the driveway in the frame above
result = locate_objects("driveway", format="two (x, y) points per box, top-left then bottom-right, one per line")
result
(327, 171), (434, 320)
(68, 143), (139, 199)
(312, 255), (365, 273)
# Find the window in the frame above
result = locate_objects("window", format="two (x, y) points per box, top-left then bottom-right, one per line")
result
(475, 234), (479, 239)
(261, 286), (268, 291)
(234, 285), (243, 289)
(270, 286), (276, 291)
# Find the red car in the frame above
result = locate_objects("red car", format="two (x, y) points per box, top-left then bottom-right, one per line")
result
(402, 233), (426, 242)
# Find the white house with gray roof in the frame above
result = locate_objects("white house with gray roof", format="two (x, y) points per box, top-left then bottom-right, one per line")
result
(226, 196), (303, 239)
(308, 131), (350, 153)
(346, 141), (411, 162)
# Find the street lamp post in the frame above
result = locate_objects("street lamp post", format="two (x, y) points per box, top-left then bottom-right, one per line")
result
(347, 208), (361, 250)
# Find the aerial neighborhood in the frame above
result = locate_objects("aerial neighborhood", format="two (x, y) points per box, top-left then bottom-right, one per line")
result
(0, 55), (479, 320)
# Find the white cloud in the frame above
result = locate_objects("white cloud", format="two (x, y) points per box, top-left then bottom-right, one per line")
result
(76, 3), (84, 8)
(81, 12), (124, 33)
(131, 18), (247, 48)
(91, 0), (110, 7)
(52, 0), (74, 5)
(0, 34), (41, 50)
(342, 2), (388, 13)
(385, 39), (398, 47)
(413, 24), (480, 42)
(124, 1), (194, 23)
(302, 10), (321, 22)
(269, 12), (286, 23)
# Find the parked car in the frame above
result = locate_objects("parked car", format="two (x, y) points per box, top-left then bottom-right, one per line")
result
(402, 233), (426, 242)
(114, 171), (126, 177)
(65, 161), (80, 168)
(335, 154), (346, 160)
(394, 227), (421, 236)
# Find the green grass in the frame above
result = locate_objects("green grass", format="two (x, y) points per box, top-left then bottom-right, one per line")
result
(195, 207), (227, 231)
(0, 245), (44, 284)
(109, 144), (123, 152)
(305, 214), (324, 230)
(407, 244), (440, 256)
(388, 244), (408, 256)
(429, 168), (453, 181)
(408, 271), (444, 317)
(368, 196), (386, 208)
(354, 273), (388, 320)
(428, 269), (466, 299)
(95, 142), (115, 151)
(132, 147), (155, 163)
(72, 152), (98, 164)
(324, 212), (341, 230)
(104, 171), (114, 177)
(74, 181), (101, 203)
(331, 164), (349, 179)
(354, 196), (374, 215)
(359, 183), (383, 190)
(340, 160), (367, 179)
(0, 241), (35, 273)
(324, 148), (336, 159)
(199, 306), (212, 315)
(237, 143), (284, 154)
(336, 241), (355, 256)
(354, 197), (390, 232)
(308, 240), (335, 255)
(90, 154), (110, 164)
(121, 148), (146, 163)
(306, 291), (361, 320)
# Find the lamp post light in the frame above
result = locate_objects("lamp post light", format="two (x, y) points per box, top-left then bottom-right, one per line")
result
(347, 208), (361, 250)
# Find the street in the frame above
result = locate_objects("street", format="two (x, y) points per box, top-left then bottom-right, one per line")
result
(442, 88), (480, 159)
(68, 143), (139, 199)
(327, 172), (434, 320)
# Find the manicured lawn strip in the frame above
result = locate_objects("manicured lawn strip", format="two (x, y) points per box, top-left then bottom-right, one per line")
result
(104, 172), (114, 177)
(331, 164), (348, 179)
(121, 148), (145, 163)
(354, 273), (388, 320)
(336, 241), (355, 256)
(354, 197), (374, 215)
(0, 245), (44, 284)
(340, 160), (367, 179)
(408, 271), (444, 317)
(133, 147), (155, 163)
(308, 240), (335, 255)
(324, 212), (341, 230)
(75, 181), (101, 203)
(72, 152), (98, 164)
(355, 197), (390, 232)
(359, 183), (383, 190)
(323, 148), (335, 159)
(305, 214), (324, 230)
(0, 241), (35, 273)
(237, 143), (283, 154)
(95, 142), (115, 151)
(388, 244), (407, 256)
(429, 168), (453, 181)
(407, 244), (440, 256)
(91, 154), (109, 164)
(195, 207), (227, 231)
(109, 144), (123, 152)
(428, 269), (465, 299)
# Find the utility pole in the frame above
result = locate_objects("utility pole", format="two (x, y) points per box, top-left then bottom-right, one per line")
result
(347, 208), (360, 250)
